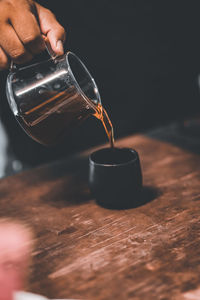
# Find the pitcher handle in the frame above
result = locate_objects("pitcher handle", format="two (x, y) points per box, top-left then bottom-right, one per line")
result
(9, 35), (57, 72)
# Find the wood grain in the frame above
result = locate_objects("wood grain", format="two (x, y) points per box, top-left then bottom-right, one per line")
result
(0, 130), (200, 299)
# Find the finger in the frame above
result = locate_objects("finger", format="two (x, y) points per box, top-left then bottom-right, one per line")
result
(0, 47), (9, 70)
(10, 11), (45, 55)
(36, 3), (66, 56)
(0, 25), (33, 64)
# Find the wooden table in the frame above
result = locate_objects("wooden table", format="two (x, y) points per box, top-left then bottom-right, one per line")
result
(0, 124), (200, 300)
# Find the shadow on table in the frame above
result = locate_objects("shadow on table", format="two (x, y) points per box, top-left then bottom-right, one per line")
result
(96, 186), (160, 210)
(22, 153), (160, 210)
(21, 154), (92, 208)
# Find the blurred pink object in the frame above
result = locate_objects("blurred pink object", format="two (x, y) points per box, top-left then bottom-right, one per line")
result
(0, 220), (33, 300)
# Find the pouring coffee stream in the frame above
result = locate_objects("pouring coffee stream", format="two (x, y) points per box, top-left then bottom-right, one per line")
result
(94, 103), (115, 148)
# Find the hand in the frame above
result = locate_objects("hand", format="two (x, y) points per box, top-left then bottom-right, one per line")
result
(0, 0), (66, 70)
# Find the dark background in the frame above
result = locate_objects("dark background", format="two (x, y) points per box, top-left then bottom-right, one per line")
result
(1, 0), (200, 167)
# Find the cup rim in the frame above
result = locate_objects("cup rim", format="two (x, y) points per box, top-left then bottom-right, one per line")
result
(89, 147), (139, 167)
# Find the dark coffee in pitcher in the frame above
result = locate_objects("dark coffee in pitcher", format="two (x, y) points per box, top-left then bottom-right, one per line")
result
(16, 85), (115, 147)
(16, 86), (94, 145)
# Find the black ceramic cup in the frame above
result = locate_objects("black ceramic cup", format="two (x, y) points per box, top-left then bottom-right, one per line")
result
(89, 147), (143, 209)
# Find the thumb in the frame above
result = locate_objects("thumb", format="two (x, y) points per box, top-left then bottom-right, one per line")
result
(35, 3), (66, 56)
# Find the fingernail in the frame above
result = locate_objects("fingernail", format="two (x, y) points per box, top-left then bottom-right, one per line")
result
(56, 40), (64, 54)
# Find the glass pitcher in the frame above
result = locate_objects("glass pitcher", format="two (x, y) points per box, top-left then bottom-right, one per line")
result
(6, 51), (101, 146)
